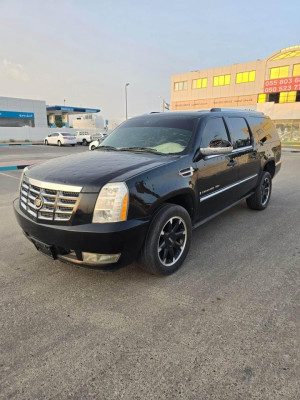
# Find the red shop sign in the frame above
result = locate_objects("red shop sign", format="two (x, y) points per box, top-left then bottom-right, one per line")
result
(264, 76), (300, 93)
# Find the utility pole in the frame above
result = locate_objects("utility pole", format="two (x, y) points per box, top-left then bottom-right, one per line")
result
(125, 83), (130, 120)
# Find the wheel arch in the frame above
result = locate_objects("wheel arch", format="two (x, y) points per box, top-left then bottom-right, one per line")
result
(263, 159), (275, 178)
(149, 188), (197, 222)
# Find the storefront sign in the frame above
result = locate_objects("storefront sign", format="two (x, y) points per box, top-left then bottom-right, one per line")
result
(264, 76), (300, 93)
(0, 111), (34, 119)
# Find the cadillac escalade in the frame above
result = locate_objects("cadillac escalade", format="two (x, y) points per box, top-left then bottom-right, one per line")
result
(14, 109), (281, 275)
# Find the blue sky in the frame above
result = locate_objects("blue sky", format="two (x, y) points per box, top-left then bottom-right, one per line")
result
(0, 0), (299, 121)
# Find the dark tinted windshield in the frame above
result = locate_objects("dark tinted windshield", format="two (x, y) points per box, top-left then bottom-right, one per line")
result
(100, 116), (197, 154)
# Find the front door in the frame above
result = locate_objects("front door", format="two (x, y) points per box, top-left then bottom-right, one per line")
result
(194, 117), (239, 222)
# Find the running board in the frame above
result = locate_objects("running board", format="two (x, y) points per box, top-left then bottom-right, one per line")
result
(192, 192), (254, 230)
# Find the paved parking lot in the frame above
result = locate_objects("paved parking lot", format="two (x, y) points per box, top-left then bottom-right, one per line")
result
(0, 144), (88, 168)
(0, 150), (299, 399)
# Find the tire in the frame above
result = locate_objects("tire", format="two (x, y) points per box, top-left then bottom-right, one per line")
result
(57, 140), (62, 147)
(91, 145), (95, 150)
(139, 204), (192, 275)
(45, 140), (48, 145)
(71, 144), (75, 147)
(246, 171), (272, 210)
(82, 139), (87, 146)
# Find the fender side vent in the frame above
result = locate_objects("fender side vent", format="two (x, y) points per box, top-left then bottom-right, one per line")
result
(179, 167), (195, 177)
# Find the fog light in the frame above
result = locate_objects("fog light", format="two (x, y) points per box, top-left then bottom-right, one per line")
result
(82, 252), (121, 264)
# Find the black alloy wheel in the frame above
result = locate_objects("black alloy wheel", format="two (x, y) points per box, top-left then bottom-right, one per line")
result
(158, 217), (187, 267)
(246, 171), (272, 210)
(139, 204), (192, 275)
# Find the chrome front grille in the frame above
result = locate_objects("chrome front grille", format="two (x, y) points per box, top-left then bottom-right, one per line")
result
(20, 176), (82, 222)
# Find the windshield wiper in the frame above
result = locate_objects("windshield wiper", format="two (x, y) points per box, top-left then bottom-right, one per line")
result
(97, 145), (117, 151)
(119, 147), (162, 154)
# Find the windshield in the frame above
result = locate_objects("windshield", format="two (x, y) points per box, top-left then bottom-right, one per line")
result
(99, 116), (197, 154)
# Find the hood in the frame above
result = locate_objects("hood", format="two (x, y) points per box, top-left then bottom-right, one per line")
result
(25, 150), (174, 192)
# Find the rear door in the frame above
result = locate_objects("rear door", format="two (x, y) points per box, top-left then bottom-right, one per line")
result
(225, 116), (260, 199)
(194, 116), (239, 222)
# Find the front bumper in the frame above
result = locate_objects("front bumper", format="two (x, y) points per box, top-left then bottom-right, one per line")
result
(14, 199), (149, 268)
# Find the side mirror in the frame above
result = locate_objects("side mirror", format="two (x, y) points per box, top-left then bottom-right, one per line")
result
(200, 139), (233, 156)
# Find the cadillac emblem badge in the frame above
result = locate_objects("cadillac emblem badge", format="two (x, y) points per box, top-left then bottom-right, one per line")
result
(34, 196), (43, 210)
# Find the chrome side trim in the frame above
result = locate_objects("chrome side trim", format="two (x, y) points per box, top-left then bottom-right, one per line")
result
(231, 145), (253, 153)
(204, 146), (254, 160)
(23, 175), (82, 192)
(200, 174), (258, 202)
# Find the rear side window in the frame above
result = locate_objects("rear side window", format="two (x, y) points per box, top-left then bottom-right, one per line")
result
(200, 117), (229, 148)
(247, 116), (276, 143)
(229, 117), (251, 148)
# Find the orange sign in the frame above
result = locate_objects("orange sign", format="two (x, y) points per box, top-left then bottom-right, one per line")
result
(264, 76), (300, 93)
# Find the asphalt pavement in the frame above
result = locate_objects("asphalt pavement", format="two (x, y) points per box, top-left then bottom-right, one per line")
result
(0, 150), (299, 399)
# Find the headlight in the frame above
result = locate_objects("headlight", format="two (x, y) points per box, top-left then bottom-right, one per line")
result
(92, 182), (129, 223)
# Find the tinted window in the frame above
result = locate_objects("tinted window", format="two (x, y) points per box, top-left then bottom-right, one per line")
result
(200, 117), (229, 148)
(229, 117), (251, 148)
(247, 116), (276, 143)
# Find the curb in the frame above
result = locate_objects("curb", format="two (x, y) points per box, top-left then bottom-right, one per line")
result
(0, 143), (43, 146)
(0, 164), (30, 171)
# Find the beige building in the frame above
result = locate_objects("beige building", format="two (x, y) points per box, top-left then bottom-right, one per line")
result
(171, 45), (300, 142)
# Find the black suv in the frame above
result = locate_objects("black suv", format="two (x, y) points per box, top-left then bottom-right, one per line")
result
(14, 109), (281, 275)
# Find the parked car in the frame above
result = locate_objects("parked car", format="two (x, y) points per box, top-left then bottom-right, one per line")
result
(89, 139), (100, 151)
(89, 132), (110, 150)
(76, 131), (109, 146)
(14, 109), (281, 275)
(44, 132), (76, 146)
(75, 131), (93, 146)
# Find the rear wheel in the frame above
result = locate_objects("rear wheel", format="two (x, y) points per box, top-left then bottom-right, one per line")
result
(82, 139), (87, 146)
(45, 140), (48, 145)
(57, 140), (62, 147)
(71, 144), (75, 147)
(139, 204), (192, 275)
(246, 171), (272, 210)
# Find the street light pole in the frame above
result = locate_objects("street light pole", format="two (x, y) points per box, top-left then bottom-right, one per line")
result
(125, 83), (130, 120)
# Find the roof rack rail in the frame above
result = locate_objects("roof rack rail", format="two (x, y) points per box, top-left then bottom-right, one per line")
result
(210, 107), (263, 114)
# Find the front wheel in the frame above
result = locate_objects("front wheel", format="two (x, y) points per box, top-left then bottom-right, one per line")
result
(139, 204), (192, 275)
(91, 145), (96, 150)
(246, 171), (272, 210)
(82, 139), (87, 146)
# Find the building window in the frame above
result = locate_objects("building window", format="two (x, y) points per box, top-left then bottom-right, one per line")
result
(258, 94), (267, 103)
(279, 91), (297, 103)
(213, 74), (231, 86)
(270, 66), (289, 79)
(293, 64), (300, 77)
(236, 70), (256, 84)
(192, 78), (207, 89)
(174, 81), (188, 91)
